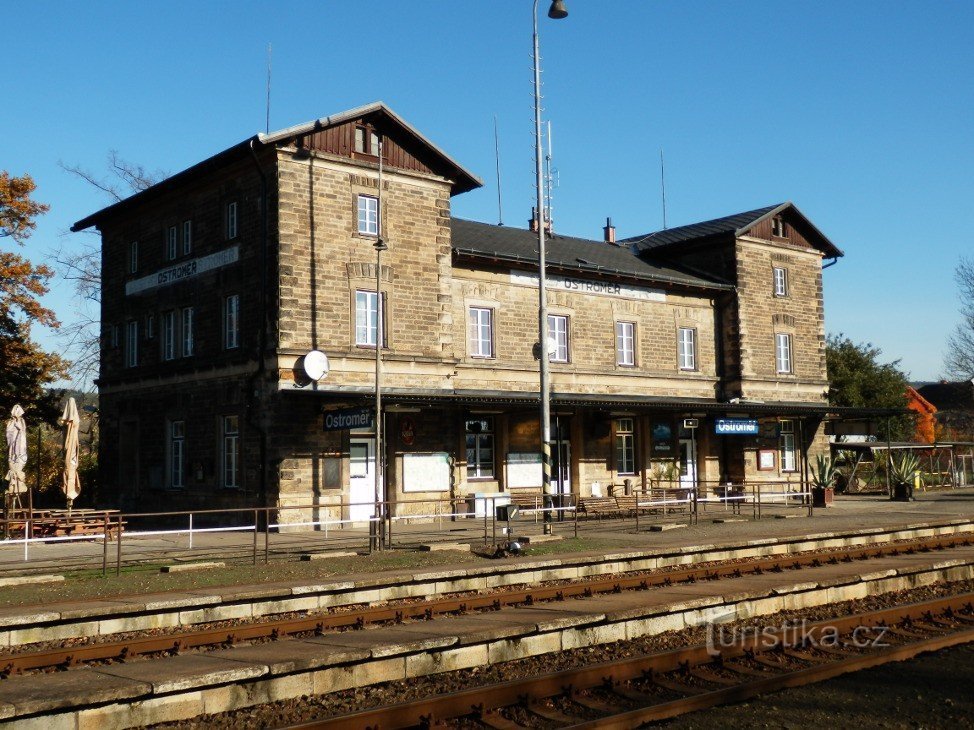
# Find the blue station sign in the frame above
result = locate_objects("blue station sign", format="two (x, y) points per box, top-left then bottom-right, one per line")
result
(715, 418), (759, 436)
(323, 407), (373, 432)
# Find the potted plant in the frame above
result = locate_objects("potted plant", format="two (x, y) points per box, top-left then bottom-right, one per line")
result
(889, 452), (922, 501)
(811, 454), (837, 507)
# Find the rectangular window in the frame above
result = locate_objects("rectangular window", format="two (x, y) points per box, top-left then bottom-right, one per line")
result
(182, 220), (192, 255)
(167, 226), (177, 260)
(223, 415), (240, 488)
(678, 327), (697, 370)
(615, 418), (636, 475)
(170, 420), (185, 488)
(129, 241), (138, 274)
(355, 290), (386, 346)
(125, 320), (138, 368)
(775, 332), (793, 374)
(468, 307), (493, 358)
(547, 314), (569, 362)
(371, 131), (381, 156)
(227, 201), (238, 239)
(780, 420), (796, 472)
(162, 310), (176, 361)
(357, 195), (379, 236)
(355, 126), (366, 153)
(224, 294), (240, 350)
(616, 321), (635, 366)
(772, 217), (788, 237)
(773, 267), (788, 297)
(465, 417), (494, 479)
(145, 314), (154, 340)
(182, 307), (194, 357)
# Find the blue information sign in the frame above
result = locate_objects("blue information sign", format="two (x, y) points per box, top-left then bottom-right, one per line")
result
(323, 407), (373, 432)
(715, 418), (759, 435)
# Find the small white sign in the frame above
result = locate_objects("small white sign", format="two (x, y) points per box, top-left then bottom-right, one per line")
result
(126, 246), (240, 295)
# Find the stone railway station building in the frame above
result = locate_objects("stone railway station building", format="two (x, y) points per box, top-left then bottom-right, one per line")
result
(73, 102), (847, 522)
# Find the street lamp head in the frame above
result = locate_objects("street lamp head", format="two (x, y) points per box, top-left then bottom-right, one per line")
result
(547, 0), (568, 19)
(373, 237), (388, 252)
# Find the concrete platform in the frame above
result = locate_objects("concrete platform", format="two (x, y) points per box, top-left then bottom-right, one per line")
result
(6, 545), (974, 728)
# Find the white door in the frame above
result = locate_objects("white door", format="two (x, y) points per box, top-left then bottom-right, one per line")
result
(679, 438), (697, 490)
(349, 439), (378, 523)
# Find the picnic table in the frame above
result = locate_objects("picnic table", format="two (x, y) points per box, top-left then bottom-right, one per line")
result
(3, 509), (124, 540)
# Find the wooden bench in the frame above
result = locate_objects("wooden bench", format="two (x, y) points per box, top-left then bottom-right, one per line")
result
(508, 492), (545, 511)
(578, 497), (625, 520)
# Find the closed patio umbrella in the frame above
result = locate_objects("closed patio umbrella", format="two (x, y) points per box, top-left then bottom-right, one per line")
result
(60, 398), (81, 512)
(5, 405), (28, 505)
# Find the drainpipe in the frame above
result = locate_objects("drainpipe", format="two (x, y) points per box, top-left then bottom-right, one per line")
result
(248, 139), (270, 509)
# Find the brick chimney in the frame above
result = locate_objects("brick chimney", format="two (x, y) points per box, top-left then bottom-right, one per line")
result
(603, 217), (616, 244)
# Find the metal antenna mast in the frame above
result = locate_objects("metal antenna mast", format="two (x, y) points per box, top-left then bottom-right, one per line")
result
(494, 115), (504, 225)
(660, 148), (668, 230)
(265, 44), (272, 134)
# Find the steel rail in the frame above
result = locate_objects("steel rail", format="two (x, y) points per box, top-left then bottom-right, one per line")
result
(286, 592), (974, 729)
(1, 533), (971, 677)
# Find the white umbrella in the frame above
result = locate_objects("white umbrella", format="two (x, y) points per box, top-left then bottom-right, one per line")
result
(4, 405), (28, 499)
(60, 398), (81, 511)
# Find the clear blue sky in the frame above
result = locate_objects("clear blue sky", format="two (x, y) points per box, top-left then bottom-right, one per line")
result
(4, 1), (972, 382)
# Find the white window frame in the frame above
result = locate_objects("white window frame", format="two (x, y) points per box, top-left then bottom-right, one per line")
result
(615, 418), (636, 475)
(780, 419), (796, 472)
(167, 225), (177, 260)
(772, 217), (787, 237)
(616, 321), (635, 366)
(773, 266), (788, 297)
(182, 220), (192, 255)
(354, 126), (366, 153)
(125, 320), (138, 368)
(182, 307), (194, 357)
(224, 294), (240, 350)
(145, 314), (154, 340)
(170, 420), (185, 488)
(223, 415), (240, 488)
(465, 417), (494, 479)
(357, 195), (379, 236)
(547, 314), (569, 363)
(355, 290), (386, 347)
(678, 327), (697, 371)
(226, 201), (238, 240)
(468, 307), (494, 358)
(162, 310), (176, 361)
(775, 332), (793, 374)
(129, 241), (138, 274)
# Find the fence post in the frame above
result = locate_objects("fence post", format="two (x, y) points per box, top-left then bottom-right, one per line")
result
(757, 484), (762, 520)
(387, 502), (394, 548)
(116, 516), (122, 575)
(483, 499), (488, 546)
(23, 511), (29, 563)
(252, 509), (258, 565)
(188, 513), (193, 550)
(102, 512), (109, 576)
(264, 508), (270, 564)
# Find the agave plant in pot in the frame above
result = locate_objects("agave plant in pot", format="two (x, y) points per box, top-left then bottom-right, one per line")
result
(889, 452), (921, 501)
(811, 454), (837, 507)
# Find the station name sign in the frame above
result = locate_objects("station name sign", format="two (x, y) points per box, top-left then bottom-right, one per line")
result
(323, 407), (373, 432)
(126, 245), (240, 296)
(715, 418), (759, 435)
(509, 271), (666, 303)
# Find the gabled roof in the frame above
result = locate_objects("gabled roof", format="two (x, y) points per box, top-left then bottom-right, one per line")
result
(73, 102), (481, 232)
(259, 101), (482, 194)
(451, 218), (732, 291)
(916, 380), (974, 412)
(623, 202), (843, 259)
(906, 386), (937, 415)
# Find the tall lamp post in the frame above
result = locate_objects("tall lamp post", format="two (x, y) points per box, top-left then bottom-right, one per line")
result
(373, 135), (387, 552)
(533, 0), (568, 533)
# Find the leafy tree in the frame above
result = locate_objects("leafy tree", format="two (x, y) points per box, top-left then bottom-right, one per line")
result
(826, 334), (911, 441)
(0, 172), (68, 423)
(54, 153), (166, 388)
(945, 256), (974, 378)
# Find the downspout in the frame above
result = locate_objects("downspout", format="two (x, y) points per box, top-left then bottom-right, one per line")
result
(248, 139), (270, 509)
(822, 256), (839, 269)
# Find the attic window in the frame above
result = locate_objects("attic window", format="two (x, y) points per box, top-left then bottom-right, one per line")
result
(354, 126), (381, 156)
(772, 217), (788, 238)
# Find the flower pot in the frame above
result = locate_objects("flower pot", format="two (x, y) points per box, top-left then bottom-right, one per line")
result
(813, 486), (834, 507)
(892, 482), (914, 501)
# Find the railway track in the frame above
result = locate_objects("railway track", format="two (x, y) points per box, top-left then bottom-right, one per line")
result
(2, 532), (970, 677)
(287, 591), (974, 729)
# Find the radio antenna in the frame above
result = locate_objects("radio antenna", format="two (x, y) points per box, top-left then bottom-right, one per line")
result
(660, 148), (668, 230)
(494, 115), (504, 225)
(265, 43), (272, 134)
